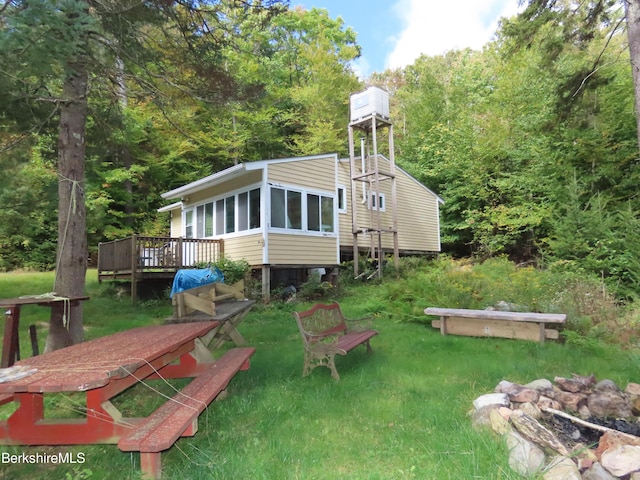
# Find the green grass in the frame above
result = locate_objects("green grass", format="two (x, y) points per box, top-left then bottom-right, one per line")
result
(0, 265), (638, 479)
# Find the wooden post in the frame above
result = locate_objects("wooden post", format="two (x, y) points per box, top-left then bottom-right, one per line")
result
(389, 123), (400, 270)
(2, 307), (19, 367)
(130, 234), (137, 304)
(439, 316), (447, 336)
(29, 325), (39, 356)
(348, 125), (359, 277)
(177, 237), (183, 268)
(261, 265), (271, 302)
(372, 118), (382, 278)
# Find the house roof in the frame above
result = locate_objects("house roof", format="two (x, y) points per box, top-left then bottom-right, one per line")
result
(157, 201), (182, 213)
(159, 152), (443, 206)
(160, 153), (338, 201)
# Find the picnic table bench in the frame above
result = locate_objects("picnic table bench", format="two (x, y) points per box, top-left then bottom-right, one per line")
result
(118, 346), (254, 477)
(0, 322), (255, 479)
(424, 307), (566, 344)
(292, 302), (378, 381)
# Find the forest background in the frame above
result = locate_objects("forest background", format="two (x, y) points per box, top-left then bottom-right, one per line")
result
(1, 0), (640, 302)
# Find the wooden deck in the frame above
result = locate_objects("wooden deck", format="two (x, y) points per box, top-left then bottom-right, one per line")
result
(97, 235), (224, 302)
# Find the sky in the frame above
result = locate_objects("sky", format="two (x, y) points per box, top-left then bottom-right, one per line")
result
(292, 0), (524, 78)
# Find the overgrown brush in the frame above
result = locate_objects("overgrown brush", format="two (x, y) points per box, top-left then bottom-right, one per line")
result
(332, 255), (635, 348)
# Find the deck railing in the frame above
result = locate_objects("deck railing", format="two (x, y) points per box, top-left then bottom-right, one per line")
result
(97, 236), (224, 276)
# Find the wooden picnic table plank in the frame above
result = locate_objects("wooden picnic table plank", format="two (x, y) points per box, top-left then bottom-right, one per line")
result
(0, 295), (90, 307)
(0, 323), (218, 394)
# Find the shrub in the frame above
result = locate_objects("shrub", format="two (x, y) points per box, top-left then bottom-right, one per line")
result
(372, 256), (635, 348)
(195, 256), (250, 285)
(297, 271), (338, 301)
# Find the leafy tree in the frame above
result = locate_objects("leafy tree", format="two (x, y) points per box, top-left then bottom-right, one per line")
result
(381, 1), (639, 298)
(215, 6), (362, 158)
(0, 139), (58, 271)
(0, 0), (287, 350)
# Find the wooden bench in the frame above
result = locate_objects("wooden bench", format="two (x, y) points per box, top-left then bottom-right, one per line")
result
(292, 302), (378, 381)
(424, 307), (566, 344)
(118, 347), (255, 479)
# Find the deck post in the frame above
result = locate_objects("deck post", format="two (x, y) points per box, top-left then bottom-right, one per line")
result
(261, 265), (270, 302)
(177, 237), (183, 267)
(130, 235), (138, 304)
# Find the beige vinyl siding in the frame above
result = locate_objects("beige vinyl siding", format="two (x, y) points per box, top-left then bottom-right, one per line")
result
(337, 158), (441, 252)
(223, 233), (264, 266)
(395, 170), (440, 252)
(170, 210), (181, 237)
(267, 233), (337, 265)
(185, 170), (262, 207)
(268, 156), (335, 192)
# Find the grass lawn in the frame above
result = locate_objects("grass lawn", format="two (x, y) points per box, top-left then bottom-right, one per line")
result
(0, 268), (638, 479)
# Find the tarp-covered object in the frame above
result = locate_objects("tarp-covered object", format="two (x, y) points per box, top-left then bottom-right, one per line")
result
(170, 267), (224, 298)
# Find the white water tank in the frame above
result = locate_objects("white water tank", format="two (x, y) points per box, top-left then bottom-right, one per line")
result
(350, 87), (390, 122)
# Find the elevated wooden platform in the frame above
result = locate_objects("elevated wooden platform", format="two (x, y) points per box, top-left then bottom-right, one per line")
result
(97, 235), (224, 303)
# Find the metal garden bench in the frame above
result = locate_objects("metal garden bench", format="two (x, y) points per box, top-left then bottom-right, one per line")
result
(292, 302), (378, 381)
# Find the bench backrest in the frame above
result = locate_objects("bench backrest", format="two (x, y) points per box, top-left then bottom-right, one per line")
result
(292, 302), (347, 344)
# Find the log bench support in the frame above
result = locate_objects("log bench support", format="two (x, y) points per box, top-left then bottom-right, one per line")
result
(293, 302), (378, 381)
(424, 308), (566, 344)
(118, 347), (255, 479)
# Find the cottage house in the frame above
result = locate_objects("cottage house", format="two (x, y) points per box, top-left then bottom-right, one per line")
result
(157, 153), (442, 297)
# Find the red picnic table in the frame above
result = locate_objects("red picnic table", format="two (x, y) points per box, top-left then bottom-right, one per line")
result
(0, 322), (255, 479)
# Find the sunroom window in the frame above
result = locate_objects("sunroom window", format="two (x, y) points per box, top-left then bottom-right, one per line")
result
(188, 187), (260, 238)
(270, 186), (334, 233)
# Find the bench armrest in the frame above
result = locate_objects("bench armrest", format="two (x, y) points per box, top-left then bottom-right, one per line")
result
(301, 328), (340, 343)
(345, 316), (374, 333)
(303, 332), (344, 354)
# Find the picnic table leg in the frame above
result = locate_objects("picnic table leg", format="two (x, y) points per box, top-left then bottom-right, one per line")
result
(439, 315), (447, 336)
(210, 313), (248, 349)
(2, 306), (20, 368)
(538, 322), (545, 345)
(4, 392), (44, 443)
(140, 452), (162, 479)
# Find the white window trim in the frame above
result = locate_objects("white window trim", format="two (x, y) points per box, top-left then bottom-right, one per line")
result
(183, 208), (195, 238)
(268, 184), (337, 237)
(337, 184), (347, 213)
(184, 183), (263, 240)
(368, 192), (386, 212)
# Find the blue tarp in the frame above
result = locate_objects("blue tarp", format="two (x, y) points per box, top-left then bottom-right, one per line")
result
(170, 267), (224, 298)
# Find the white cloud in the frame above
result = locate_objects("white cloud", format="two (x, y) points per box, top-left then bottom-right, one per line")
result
(385, 0), (522, 69)
(352, 56), (372, 80)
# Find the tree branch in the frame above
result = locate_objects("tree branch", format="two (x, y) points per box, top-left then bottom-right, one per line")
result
(0, 104), (60, 153)
(572, 14), (626, 98)
(541, 406), (640, 441)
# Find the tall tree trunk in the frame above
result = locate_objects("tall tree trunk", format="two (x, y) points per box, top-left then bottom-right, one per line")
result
(625, 0), (640, 149)
(46, 64), (89, 352)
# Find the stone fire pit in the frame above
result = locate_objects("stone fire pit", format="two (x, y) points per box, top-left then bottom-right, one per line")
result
(472, 374), (640, 479)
